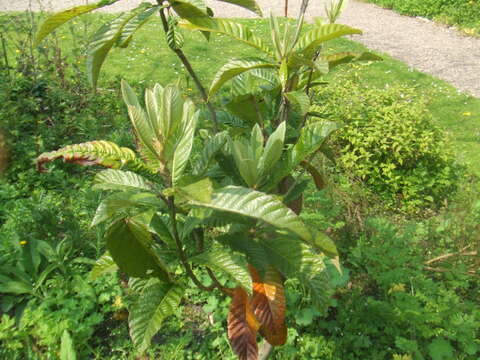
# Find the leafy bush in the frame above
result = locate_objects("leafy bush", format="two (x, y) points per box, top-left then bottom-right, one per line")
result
(315, 81), (460, 212)
(331, 218), (480, 359)
(366, 0), (480, 34)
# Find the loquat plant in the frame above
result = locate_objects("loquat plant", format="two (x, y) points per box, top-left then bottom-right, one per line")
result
(34, 0), (377, 358)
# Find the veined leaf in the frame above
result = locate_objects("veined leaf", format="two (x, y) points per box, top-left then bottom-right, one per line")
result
(217, 232), (269, 275)
(166, 16), (185, 50)
(91, 192), (165, 227)
(209, 58), (276, 97)
(263, 121), (338, 192)
(171, 0), (213, 28)
(261, 237), (333, 311)
(323, 51), (382, 69)
(270, 15), (282, 60)
(106, 218), (171, 281)
(285, 91), (311, 117)
(117, 6), (160, 48)
(36, 140), (153, 174)
(34, 0), (119, 46)
(192, 131), (228, 176)
(189, 186), (312, 241)
(179, 18), (271, 54)
(190, 249), (252, 293)
(172, 101), (198, 185)
(60, 330), (77, 360)
(258, 122), (285, 177)
(295, 24), (362, 58)
(228, 287), (260, 360)
(175, 178), (213, 204)
(129, 280), (184, 352)
(88, 5), (150, 88)
(0, 280), (32, 295)
(143, 213), (176, 249)
(231, 138), (259, 187)
(122, 81), (162, 168)
(291, 121), (338, 167)
(216, 0), (262, 16)
(89, 252), (118, 281)
(250, 265), (287, 346)
(93, 169), (157, 192)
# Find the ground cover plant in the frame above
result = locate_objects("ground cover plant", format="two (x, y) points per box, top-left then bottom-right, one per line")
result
(0, 0), (479, 359)
(364, 0), (480, 35)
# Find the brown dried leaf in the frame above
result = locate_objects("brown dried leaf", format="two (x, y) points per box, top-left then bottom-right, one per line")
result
(250, 265), (287, 346)
(228, 287), (260, 360)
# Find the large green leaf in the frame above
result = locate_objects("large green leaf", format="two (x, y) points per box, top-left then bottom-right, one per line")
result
(121, 81), (162, 168)
(290, 120), (338, 166)
(129, 280), (184, 352)
(190, 248), (252, 293)
(172, 101), (198, 185)
(60, 330), (77, 360)
(285, 91), (311, 117)
(230, 138), (259, 187)
(34, 0), (118, 46)
(323, 51), (382, 69)
(36, 140), (153, 174)
(189, 186), (312, 241)
(171, 0), (213, 28)
(258, 122), (285, 177)
(105, 219), (171, 281)
(192, 131), (228, 176)
(215, 0), (262, 16)
(0, 280), (32, 295)
(263, 121), (338, 191)
(87, 5), (150, 88)
(217, 232), (269, 276)
(116, 6), (161, 48)
(166, 17), (185, 50)
(180, 18), (271, 54)
(91, 192), (165, 227)
(295, 24), (362, 58)
(174, 178), (213, 204)
(209, 58), (276, 97)
(89, 252), (118, 281)
(261, 237), (333, 311)
(93, 169), (157, 192)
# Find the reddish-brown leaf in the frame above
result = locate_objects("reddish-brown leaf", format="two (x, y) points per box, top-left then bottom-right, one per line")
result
(250, 265), (287, 346)
(228, 287), (260, 360)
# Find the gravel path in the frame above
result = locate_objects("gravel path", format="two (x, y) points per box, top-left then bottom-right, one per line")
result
(2, 0), (479, 97)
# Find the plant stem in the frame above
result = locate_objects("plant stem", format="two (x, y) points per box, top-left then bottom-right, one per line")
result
(0, 33), (10, 79)
(158, 5), (218, 131)
(192, 228), (232, 296)
(284, 0), (288, 17)
(259, 341), (273, 360)
(169, 197), (215, 292)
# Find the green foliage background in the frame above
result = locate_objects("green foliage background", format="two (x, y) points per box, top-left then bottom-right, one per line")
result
(365, 0), (480, 34)
(0, 12), (479, 360)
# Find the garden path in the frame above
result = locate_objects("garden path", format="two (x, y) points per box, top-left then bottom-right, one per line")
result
(2, 0), (479, 97)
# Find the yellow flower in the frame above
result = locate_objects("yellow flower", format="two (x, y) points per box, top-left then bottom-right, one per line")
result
(463, 112), (472, 116)
(15, 49), (20, 54)
(113, 295), (124, 308)
(140, 49), (146, 54)
(20, 240), (27, 245)
(388, 283), (406, 294)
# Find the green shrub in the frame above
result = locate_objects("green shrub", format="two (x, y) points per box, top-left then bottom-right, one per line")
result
(366, 0), (480, 33)
(315, 81), (461, 212)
